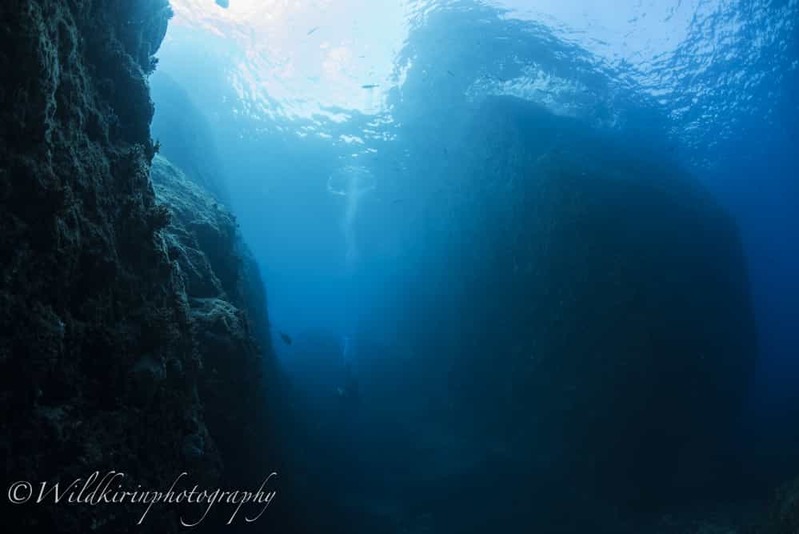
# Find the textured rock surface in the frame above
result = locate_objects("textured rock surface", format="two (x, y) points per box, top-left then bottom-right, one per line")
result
(0, 2), (282, 532)
(151, 156), (283, 504)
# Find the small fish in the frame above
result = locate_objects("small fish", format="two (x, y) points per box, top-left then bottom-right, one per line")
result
(446, 70), (455, 77)
(361, 84), (379, 89)
(307, 26), (319, 36)
(279, 332), (292, 345)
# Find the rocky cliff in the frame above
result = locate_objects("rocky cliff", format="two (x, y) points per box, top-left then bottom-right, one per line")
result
(150, 155), (284, 507)
(0, 2), (284, 532)
(437, 97), (759, 510)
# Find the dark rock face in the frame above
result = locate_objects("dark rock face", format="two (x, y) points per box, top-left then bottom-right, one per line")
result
(151, 157), (282, 502)
(443, 97), (758, 508)
(0, 2), (281, 532)
(760, 477), (799, 534)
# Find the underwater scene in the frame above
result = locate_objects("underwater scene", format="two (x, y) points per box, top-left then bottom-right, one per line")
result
(1, 0), (798, 532)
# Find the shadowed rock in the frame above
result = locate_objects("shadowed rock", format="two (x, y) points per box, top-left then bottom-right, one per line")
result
(0, 3), (282, 532)
(445, 97), (758, 510)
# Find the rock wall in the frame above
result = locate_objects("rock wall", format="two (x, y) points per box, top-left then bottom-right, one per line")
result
(0, 2), (285, 532)
(441, 97), (758, 508)
(150, 156), (284, 502)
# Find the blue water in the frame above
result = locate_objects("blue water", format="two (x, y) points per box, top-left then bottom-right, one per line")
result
(151, 0), (798, 531)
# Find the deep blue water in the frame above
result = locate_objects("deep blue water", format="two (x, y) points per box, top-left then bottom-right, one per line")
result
(151, 0), (798, 531)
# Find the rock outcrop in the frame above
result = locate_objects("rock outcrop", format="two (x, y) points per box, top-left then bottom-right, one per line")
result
(151, 156), (283, 505)
(442, 97), (758, 508)
(0, 2), (283, 532)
